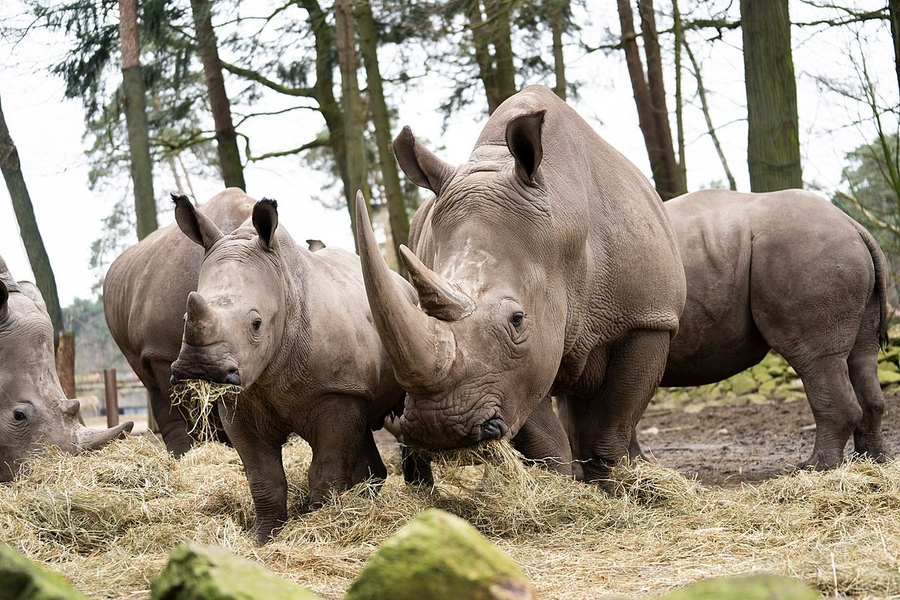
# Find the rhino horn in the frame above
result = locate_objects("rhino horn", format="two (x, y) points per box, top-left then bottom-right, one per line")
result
(183, 292), (218, 345)
(399, 245), (473, 321)
(356, 191), (455, 388)
(78, 420), (135, 451)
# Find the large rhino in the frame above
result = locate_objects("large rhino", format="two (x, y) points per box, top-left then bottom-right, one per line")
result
(357, 85), (686, 483)
(1, 256), (133, 481)
(104, 188), (254, 456)
(640, 189), (889, 468)
(169, 197), (416, 544)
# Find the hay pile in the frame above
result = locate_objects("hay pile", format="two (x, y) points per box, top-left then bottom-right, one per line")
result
(170, 380), (242, 441)
(2, 435), (899, 599)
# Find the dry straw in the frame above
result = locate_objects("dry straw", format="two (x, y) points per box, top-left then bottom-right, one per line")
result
(170, 380), (243, 441)
(1, 434), (899, 599)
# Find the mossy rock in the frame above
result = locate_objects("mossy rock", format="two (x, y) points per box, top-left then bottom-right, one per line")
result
(728, 372), (758, 396)
(344, 509), (536, 600)
(878, 359), (900, 373)
(150, 544), (322, 600)
(878, 368), (900, 385)
(0, 544), (88, 600)
(658, 573), (821, 599)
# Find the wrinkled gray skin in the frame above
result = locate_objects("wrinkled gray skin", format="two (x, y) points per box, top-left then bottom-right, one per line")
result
(169, 198), (414, 544)
(104, 188), (254, 456)
(357, 85), (686, 483)
(1, 256), (133, 481)
(635, 189), (888, 469)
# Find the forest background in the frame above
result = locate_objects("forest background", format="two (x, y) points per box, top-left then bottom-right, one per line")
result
(0, 0), (897, 380)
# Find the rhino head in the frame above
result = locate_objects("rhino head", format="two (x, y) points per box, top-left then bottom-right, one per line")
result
(358, 112), (566, 449)
(169, 196), (287, 390)
(0, 258), (133, 481)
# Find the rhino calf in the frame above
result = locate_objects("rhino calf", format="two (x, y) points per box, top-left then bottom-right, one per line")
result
(169, 197), (412, 544)
(645, 189), (889, 469)
(104, 188), (254, 456)
(0, 256), (133, 481)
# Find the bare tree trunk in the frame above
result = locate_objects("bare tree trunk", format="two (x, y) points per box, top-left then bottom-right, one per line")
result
(56, 331), (76, 400)
(190, 0), (246, 191)
(673, 0), (686, 189)
(549, 0), (568, 100)
(740, 0), (802, 192)
(335, 0), (370, 245)
(118, 0), (158, 240)
(468, 0), (516, 114)
(0, 93), (65, 339)
(890, 0), (900, 98)
(638, 0), (683, 198)
(685, 40), (736, 190)
(355, 0), (410, 276)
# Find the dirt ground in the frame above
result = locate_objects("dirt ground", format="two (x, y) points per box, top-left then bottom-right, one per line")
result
(632, 391), (900, 486)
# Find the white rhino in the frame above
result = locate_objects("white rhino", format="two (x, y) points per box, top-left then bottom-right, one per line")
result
(104, 188), (254, 456)
(169, 197), (420, 544)
(643, 189), (889, 468)
(358, 85), (687, 484)
(1, 256), (133, 481)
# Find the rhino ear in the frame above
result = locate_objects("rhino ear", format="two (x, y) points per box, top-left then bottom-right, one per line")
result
(306, 239), (325, 252)
(253, 199), (279, 252)
(0, 279), (9, 322)
(173, 194), (224, 251)
(506, 110), (546, 183)
(392, 126), (455, 195)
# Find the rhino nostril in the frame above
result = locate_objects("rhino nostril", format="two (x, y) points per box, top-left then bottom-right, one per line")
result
(170, 374), (179, 386)
(479, 416), (505, 440)
(224, 369), (241, 386)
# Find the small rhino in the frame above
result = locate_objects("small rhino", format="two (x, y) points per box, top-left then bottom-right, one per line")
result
(169, 197), (416, 544)
(104, 188), (254, 456)
(0, 256), (133, 481)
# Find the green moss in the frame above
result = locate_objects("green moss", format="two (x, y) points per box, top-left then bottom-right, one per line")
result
(345, 509), (536, 600)
(658, 573), (821, 600)
(0, 544), (88, 600)
(150, 544), (321, 600)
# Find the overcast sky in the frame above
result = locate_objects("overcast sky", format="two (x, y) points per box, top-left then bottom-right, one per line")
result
(0, 1), (895, 306)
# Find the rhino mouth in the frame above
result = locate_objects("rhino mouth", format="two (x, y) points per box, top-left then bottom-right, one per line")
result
(400, 395), (508, 449)
(170, 343), (241, 386)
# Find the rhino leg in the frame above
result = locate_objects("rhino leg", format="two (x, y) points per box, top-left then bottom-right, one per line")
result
(848, 305), (888, 461)
(793, 355), (862, 470)
(304, 396), (370, 506)
(400, 446), (434, 486)
(221, 402), (288, 545)
(149, 362), (194, 457)
(352, 428), (387, 486)
(511, 395), (573, 477)
(572, 330), (670, 486)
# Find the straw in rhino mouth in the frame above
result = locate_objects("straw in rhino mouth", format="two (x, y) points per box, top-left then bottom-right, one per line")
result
(170, 380), (243, 442)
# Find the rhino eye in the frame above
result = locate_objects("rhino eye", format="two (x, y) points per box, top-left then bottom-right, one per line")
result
(252, 318), (262, 331)
(13, 409), (26, 422)
(510, 312), (524, 329)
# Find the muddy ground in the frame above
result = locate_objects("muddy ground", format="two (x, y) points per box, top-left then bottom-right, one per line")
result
(632, 391), (900, 486)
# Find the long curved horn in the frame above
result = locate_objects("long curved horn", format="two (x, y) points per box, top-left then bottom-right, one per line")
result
(355, 191), (455, 389)
(399, 246), (473, 321)
(77, 420), (134, 451)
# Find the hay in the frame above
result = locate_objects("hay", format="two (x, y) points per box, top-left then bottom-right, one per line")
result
(170, 380), (242, 441)
(2, 434), (900, 599)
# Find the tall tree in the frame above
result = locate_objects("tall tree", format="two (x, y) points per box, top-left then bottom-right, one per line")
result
(355, 0), (410, 275)
(617, 0), (683, 199)
(740, 0), (802, 192)
(891, 0), (900, 97)
(118, 0), (158, 239)
(468, 0), (517, 114)
(548, 0), (569, 100)
(0, 93), (65, 339)
(189, 0), (246, 191)
(335, 0), (370, 244)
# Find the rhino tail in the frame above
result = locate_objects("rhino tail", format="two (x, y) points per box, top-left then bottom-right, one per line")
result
(852, 220), (890, 350)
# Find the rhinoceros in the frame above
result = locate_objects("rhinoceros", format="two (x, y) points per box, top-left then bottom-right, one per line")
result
(635, 189), (889, 469)
(356, 84), (686, 483)
(169, 196), (417, 543)
(104, 188), (254, 456)
(1, 256), (133, 481)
